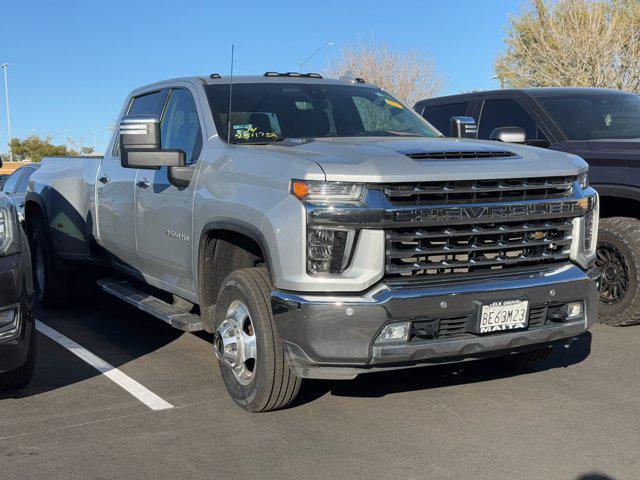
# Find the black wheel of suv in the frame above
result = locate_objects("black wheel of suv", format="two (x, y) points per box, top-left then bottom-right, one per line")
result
(596, 217), (640, 326)
(498, 347), (553, 370)
(29, 214), (75, 308)
(0, 320), (36, 391)
(213, 268), (301, 412)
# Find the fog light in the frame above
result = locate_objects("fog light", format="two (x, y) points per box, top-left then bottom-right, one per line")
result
(0, 307), (17, 328)
(377, 321), (411, 343)
(567, 301), (583, 319)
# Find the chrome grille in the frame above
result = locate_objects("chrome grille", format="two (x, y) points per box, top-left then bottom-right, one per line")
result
(384, 176), (576, 205)
(386, 218), (573, 278)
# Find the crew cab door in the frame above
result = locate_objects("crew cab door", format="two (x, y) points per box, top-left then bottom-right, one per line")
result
(135, 87), (203, 297)
(96, 89), (168, 274)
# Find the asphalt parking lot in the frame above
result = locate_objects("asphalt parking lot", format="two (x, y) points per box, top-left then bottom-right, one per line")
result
(1, 295), (638, 480)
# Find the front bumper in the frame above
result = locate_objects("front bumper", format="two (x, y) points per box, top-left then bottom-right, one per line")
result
(0, 252), (34, 373)
(272, 263), (600, 380)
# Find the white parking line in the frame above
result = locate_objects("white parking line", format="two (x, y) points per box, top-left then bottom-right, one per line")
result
(35, 320), (174, 411)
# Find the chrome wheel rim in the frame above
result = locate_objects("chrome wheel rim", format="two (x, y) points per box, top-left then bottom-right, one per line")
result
(35, 243), (45, 295)
(214, 300), (257, 385)
(596, 243), (629, 305)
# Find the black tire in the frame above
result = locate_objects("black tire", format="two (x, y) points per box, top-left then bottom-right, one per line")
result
(214, 268), (301, 412)
(498, 347), (553, 370)
(596, 217), (640, 326)
(29, 213), (75, 308)
(0, 320), (36, 391)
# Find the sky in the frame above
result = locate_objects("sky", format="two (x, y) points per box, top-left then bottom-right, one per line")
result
(0, 0), (522, 154)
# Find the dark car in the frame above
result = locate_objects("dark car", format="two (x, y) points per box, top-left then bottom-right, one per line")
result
(0, 191), (35, 390)
(416, 87), (640, 325)
(1, 164), (40, 223)
(0, 174), (9, 189)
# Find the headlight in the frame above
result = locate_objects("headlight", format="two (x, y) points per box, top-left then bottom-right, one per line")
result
(291, 180), (364, 204)
(0, 206), (21, 257)
(578, 168), (589, 189)
(306, 227), (357, 275)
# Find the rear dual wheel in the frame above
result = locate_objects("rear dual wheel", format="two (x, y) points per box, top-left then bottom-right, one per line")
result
(29, 214), (75, 308)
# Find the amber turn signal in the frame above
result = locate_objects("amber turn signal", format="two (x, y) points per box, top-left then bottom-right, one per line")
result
(291, 180), (309, 199)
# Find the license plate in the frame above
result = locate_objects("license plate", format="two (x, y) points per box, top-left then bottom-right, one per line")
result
(478, 300), (529, 334)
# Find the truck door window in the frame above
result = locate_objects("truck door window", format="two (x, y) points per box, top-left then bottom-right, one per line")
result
(127, 90), (168, 115)
(113, 90), (168, 158)
(161, 89), (202, 163)
(422, 102), (470, 136)
(479, 99), (547, 142)
(0, 169), (23, 194)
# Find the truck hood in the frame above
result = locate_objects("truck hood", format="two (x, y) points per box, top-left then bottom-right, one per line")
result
(261, 137), (586, 183)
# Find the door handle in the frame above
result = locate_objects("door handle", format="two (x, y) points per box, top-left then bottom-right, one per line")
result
(98, 174), (110, 184)
(136, 179), (150, 189)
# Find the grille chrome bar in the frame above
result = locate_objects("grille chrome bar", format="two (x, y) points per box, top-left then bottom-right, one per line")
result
(386, 252), (570, 275)
(383, 176), (575, 205)
(385, 181), (574, 197)
(386, 221), (573, 242)
(386, 238), (572, 259)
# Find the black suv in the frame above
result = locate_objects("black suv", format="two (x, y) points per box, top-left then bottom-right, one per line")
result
(0, 191), (36, 390)
(417, 88), (640, 325)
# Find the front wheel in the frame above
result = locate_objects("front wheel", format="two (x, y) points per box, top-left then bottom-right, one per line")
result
(213, 268), (301, 412)
(596, 217), (640, 326)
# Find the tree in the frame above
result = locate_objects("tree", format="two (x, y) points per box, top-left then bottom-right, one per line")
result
(495, 0), (640, 91)
(8, 134), (94, 162)
(325, 40), (444, 106)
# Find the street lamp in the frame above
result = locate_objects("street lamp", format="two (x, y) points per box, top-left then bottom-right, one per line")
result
(1, 63), (12, 162)
(92, 132), (98, 151)
(299, 42), (335, 72)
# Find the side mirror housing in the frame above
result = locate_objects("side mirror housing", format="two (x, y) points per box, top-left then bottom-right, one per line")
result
(450, 116), (478, 138)
(119, 116), (186, 170)
(489, 126), (526, 144)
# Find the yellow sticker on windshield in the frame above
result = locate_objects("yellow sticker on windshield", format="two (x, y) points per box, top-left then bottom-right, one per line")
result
(385, 99), (403, 109)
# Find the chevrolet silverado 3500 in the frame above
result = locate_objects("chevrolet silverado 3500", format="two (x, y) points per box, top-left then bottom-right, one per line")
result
(26, 73), (600, 411)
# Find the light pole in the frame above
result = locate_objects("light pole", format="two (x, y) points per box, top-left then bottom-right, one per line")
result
(299, 42), (335, 72)
(92, 132), (98, 151)
(1, 63), (12, 162)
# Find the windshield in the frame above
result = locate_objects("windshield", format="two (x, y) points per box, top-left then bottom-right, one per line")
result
(205, 82), (440, 143)
(539, 93), (640, 140)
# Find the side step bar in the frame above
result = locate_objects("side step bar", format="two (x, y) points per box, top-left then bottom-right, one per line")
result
(97, 278), (205, 332)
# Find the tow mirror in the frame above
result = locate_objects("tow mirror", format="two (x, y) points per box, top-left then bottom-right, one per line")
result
(450, 116), (477, 138)
(119, 116), (185, 170)
(489, 126), (526, 144)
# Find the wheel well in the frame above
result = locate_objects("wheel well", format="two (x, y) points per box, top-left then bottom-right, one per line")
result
(199, 230), (267, 321)
(599, 196), (640, 220)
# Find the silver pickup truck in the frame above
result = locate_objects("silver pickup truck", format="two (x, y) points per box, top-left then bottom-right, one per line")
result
(26, 73), (600, 412)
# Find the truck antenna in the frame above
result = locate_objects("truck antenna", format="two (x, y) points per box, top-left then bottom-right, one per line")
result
(227, 44), (234, 144)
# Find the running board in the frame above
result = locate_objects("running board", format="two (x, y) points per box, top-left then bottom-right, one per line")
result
(97, 278), (205, 332)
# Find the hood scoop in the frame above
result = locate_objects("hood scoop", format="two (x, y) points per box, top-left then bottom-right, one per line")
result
(402, 150), (517, 160)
